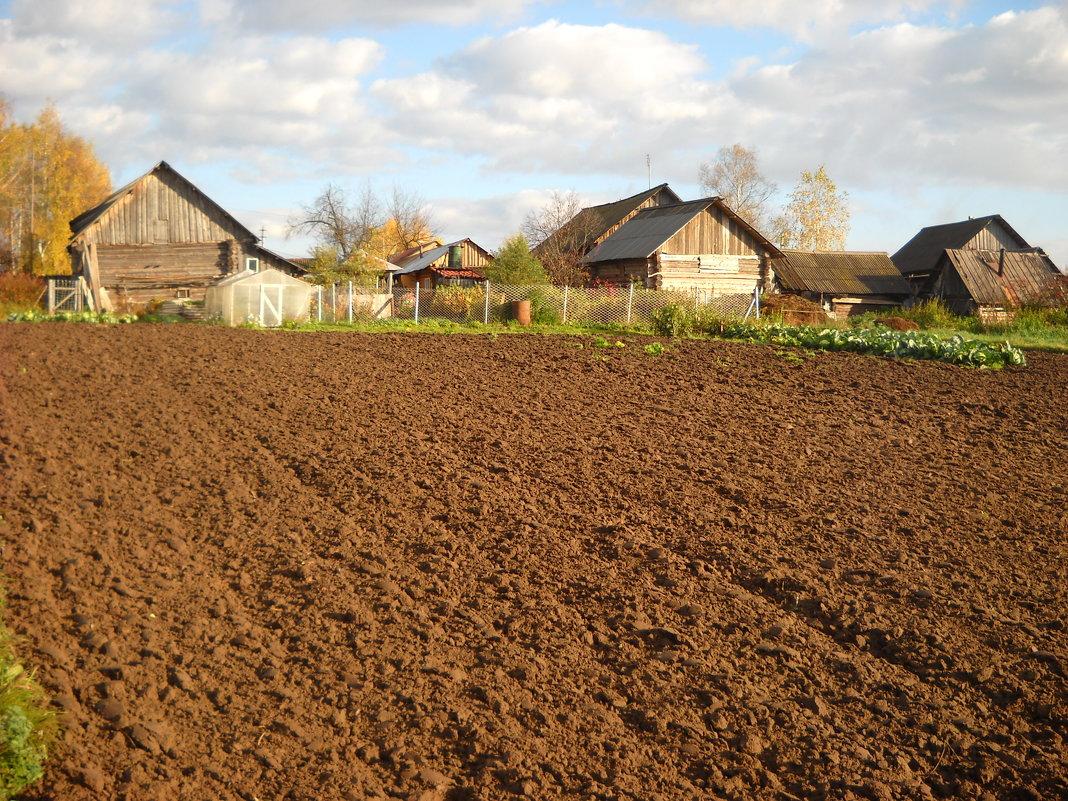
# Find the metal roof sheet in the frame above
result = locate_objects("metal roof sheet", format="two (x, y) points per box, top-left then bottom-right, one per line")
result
(581, 199), (711, 262)
(777, 250), (910, 296)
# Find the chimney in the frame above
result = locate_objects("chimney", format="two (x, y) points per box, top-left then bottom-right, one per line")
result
(998, 248), (1005, 276)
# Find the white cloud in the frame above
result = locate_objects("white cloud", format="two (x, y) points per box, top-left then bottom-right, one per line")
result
(207, 0), (539, 32)
(625, 0), (956, 40)
(11, 0), (177, 44)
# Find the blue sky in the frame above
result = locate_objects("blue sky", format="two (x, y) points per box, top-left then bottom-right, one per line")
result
(1, 0), (1065, 266)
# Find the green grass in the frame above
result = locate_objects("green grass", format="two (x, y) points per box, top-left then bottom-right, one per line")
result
(279, 317), (656, 337)
(0, 591), (59, 801)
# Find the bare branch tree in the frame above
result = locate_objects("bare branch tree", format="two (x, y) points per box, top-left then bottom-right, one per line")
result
(287, 183), (376, 265)
(382, 185), (435, 259)
(522, 190), (599, 286)
(698, 143), (777, 230)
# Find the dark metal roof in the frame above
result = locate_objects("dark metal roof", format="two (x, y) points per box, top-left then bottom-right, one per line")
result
(891, 215), (1030, 276)
(940, 248), (1060, 306)
(581, 197), (783, 263)
(534, 184), (683, 257)
(777, 250), (910, 297)
(68, 160), (257, 243)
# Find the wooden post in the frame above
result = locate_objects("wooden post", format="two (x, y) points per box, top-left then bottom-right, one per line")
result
(483, 280), (490, 325)
(348, 281), (353, 323)
(626, 282), (635, 325)
(47, 280), (54, 314)
(317, 286), (322, 322)
(414, 283), (420, 323)
(331, 283), (336, 323)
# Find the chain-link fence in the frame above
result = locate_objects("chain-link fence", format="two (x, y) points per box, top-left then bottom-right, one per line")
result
(308, 281), (759, 326)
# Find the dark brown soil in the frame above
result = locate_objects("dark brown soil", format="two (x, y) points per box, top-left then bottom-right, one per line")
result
(1, 324), (1066, 801)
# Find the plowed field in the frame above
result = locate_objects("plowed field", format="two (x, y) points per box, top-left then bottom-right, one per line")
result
(1, 324), (1066, 801)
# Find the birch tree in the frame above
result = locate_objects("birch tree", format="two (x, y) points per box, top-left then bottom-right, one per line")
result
(698, 143), (776, 229)
(773, 165), (850, 251)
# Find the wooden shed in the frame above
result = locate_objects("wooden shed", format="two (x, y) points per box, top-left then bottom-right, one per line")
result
(67, 161), (300, 310)
(922, 248), (1062, 319)
(892, 215), (1033, 291)
(776, 250), (911, 318)
(580, 197), (783, 295)
(389, 238), (492, 289)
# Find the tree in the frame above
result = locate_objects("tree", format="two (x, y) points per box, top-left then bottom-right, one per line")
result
(0, 100), (112, 274)
(288, 182), (437, 270)
(773, 165), (850, 251)
(487, 234), (548, 285)
(521, 190), (597, 286)
(698, 143), (777, 229)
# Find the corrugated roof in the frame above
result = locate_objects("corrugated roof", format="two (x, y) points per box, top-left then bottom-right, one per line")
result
(581, 197), (783, 263)
(69, 160), (256, 243)
(891, 215), (1029, 276)
(389, 239), (491, 276)
(941, 249), (1060, 306)
(777, 250), (910, 296)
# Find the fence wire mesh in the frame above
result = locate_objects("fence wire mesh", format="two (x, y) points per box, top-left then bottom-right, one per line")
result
(46, 277), (87, 313)
(309, 282), (757, 327)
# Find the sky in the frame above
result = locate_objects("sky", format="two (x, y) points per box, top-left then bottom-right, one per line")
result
(1, 0), (1065, 266)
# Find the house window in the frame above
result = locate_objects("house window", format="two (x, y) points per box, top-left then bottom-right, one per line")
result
(246, 257), (260, 273)
(176, 289), (191, 299)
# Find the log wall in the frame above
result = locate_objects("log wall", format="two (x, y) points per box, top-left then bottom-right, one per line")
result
(97, 242), (230, 306)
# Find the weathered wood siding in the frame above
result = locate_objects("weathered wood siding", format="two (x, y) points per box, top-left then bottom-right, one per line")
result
(965, 222), (1027, 254)
(97, 243), (230, 305)
(929, 264), (976, 316)
(78, 171), (247, 246)
(662, 206), (763, 257)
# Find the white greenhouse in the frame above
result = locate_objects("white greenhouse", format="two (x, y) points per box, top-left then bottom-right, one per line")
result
(204, 268), (311, 327)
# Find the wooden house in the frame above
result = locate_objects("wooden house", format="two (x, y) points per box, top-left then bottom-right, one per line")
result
(891, 215), (1034, 291)
(532, 184), (683, 282)
(389, 238), (492, 289)
(67, 161), (300, 310)
(922, 249), (1062, 318)
(776, 250), (911, 318)
(580, 197), (783, 295)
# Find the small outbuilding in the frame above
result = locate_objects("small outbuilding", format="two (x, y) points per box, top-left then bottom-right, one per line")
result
(204, 268), (311, 327)
(922, 248), (1062, 319)
(580, 197), (783, 295)
(776, 250), (911, 318)
(891, 214), (1034, 291)
(68, 161), (301, 311)
(389, 238), (492, 289)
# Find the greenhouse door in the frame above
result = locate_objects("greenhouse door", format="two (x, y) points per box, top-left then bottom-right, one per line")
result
(258, 285), (285, 327)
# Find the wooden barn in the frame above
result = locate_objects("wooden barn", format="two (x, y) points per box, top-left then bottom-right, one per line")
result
(776, 250), (911, 318)
(922, 248), (1062, 319)
(389, 238), (492, 289)
(892, 214), (1034, 291)
(580, 197), (783, 295)
(533, 183), (684, 264)
(68, 161), (299, 310)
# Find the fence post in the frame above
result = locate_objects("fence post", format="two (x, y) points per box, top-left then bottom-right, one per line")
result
(563, 286), (569, 323)
(414, 283), (420, 323)
(483, 280), (490, 325)
(348, 281), (353, 323)
(317, 286), (322, 322)
(755, 285), (761, 319)
(331, 283), (336, 323)
(626, 282), (635, 325)
(47, 280), (54, 314)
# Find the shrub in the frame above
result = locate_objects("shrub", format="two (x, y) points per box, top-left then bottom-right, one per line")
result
(651, 303), (695, 336)
(900, 298), (964, 330)
(0, 597), (59, 801)
(528, 287), (562, 325)
(0, 275), (45, 314)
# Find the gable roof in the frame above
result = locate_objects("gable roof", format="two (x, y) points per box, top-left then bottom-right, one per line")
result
(892, 215), (1030, 276)
(939, 248), (1060, 306)
(777, 251), (910, 297)
(535, 184), (683, 257)
(389, 239), (490, 276)
(69, 160), (257, 243)
(581, 197), (783, 263)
